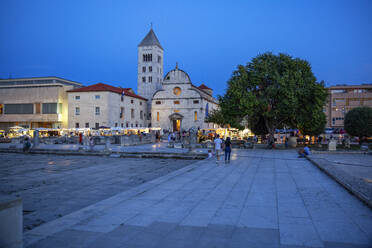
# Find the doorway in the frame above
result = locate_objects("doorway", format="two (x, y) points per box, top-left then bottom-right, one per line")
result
(173, 119), (181, 132)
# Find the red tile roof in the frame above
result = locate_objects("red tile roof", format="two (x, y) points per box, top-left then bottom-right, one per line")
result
(67, 83), (147, 100)
(198, 84), (212, 90)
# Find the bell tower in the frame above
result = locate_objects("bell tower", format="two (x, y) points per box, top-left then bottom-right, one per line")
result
(137, 28), (164, 101)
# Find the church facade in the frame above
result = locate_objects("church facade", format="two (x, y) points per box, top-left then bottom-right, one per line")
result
(137, 28), (219, 131)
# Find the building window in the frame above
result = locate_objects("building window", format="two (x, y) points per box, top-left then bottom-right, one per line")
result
(158, 56), (161, 63)
(142, 77), (146, 83)
(120, 107), (124, 119)
(115, 123), (118, 127)
(155, 101), (161, 105)
(131, 123), (133, 127)
(75, 107), (80, 115)
(95, 95), (100, 99)
(121, 96), (124, 102)
(173, 87), (181, 96)
(136, 123), (138, 127)
(149, 76), (152, 82)
(193, 100), (199, 104)
(85, 123), (89, 128)
(0, 104), (3, 114)
(121, 123), (124, 128)
(194, 111), (198, 121)
(95, 107), (100, 115)
(95, 123), (99, 129)
(140, 110), (143, 120)
(42, 103), (59, 114)
(149, 66), (152, 72)
(143, 54), (152, 62)
(142, 66), (146, 72)
(157, 112), (159, 121)
(131, 99), (134, 104)
(174, 110), (180, 113)
(174, 100), (180, 104)
(4, 104), (33, 114)
(140, 102), (142, 106)
(126, 123), (129, 127)
(75, 123), (79, 128)
(131, 109), (134, 118)
(75, 96), (80, 100)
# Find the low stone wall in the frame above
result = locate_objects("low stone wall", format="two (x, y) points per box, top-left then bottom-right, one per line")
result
(0, 194), (22, 248)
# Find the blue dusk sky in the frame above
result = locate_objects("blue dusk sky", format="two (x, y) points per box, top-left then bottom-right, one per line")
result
(0, 0), (371, 97)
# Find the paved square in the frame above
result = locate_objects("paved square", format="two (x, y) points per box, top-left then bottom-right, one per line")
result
(0, 153), (196, 231)
(3, 150), (372, 247)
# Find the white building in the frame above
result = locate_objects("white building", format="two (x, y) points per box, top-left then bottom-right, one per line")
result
(137, 28), (164, 107)
(151, 65), (218, 131)
(67, 83), (147, 129)
(136, 28), (219, 131)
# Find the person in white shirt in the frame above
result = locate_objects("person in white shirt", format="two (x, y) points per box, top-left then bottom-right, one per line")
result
(214, 135), (223, 164)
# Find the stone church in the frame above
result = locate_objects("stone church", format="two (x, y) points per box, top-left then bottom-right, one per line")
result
(137, 28), (219, 131)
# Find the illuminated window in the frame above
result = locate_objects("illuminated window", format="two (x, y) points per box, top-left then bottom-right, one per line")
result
(173, 87), (181, 96)
(174, 110), (180, 113)
(157, 112), (159, 121)
(0, 104), (3, 114)
(174, 101), (180, 104)
(194, 111), (198, 121)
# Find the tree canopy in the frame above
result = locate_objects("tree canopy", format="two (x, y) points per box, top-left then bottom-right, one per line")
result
(344, 106), (372, 139)
(207, 52), (328, 137)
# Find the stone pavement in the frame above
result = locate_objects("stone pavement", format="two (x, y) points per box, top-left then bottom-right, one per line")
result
(0, 153), (196, 231)
(23, 150), (372, 248)
(308, 153), (372, 208)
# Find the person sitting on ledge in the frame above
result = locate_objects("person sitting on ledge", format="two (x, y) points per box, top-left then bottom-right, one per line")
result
(298, 145), (311, 158)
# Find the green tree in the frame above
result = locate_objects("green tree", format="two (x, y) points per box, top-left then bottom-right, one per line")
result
(344, 106), (372, 139)
(209, 52), (328, 138)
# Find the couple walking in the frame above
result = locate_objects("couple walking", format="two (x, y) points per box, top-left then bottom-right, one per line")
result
(214, 135), (232, 164)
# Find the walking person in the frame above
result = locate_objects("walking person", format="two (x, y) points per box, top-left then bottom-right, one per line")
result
(23, 136), (31, 153)
(224, 137), (232, 163)
(214, 134), (223, 164)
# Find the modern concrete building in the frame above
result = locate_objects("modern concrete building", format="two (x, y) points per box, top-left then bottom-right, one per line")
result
(151, 65), (219, 131)
(325, 84), (372, 128)
(0, 77), (82, 130)
(67, 83), (147, 129)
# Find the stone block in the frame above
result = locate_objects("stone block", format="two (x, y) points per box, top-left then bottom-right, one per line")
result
(0, 194), (23, 248)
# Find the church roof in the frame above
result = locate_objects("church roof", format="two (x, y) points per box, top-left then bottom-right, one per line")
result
(67, 83), (147, 101)
(138, 28), (163, 50)
(198, 84), (212, 90)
